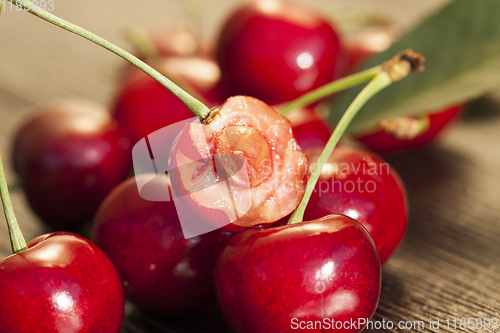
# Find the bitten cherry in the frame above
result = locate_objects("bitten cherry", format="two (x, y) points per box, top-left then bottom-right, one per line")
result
(168, 95), (309, 230)
(216, 0), (344, 104)
(12, 99), (131, 230)
(304, 146), (408, 264)
(92, 175), (234, 314)
(215, 215), (381, 333)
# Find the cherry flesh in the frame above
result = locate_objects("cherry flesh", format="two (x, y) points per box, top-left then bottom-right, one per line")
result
(0, 232), (124, 332)
(12, 99), (131, 231)
(92, 175), (234, 314)
(215, 214), (381, 333)
(168, 95), (308, 230)
(303, 146), (408, 264)
(216, 0), (344, 105)
(356, 105), (464, 154)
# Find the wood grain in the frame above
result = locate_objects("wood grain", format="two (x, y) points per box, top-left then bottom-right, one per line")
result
(1, 0), (499, 332)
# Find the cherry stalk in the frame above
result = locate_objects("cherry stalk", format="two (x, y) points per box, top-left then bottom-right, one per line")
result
(279, 65), (382, 115)
(8, 0), (210, 119)
(288, 50), (425, 224)
(0, 153), (27, 254)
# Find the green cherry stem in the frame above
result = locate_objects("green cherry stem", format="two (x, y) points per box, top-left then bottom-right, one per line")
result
(0, 152), (28, 254)
(8, 0), (211, 120)
(279, 66), (381, 116)
(288, 50), (425, 224)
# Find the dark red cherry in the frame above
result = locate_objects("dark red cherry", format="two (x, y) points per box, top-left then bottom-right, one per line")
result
(303, 146), (408, 264)
(356, 105), (464, 154)
(12, 99), (131, 231)
(0, 232), (124, 332)
(92, 175), (234, 314)
(216, 0), (344, 105)
(215, 214), (381, 333)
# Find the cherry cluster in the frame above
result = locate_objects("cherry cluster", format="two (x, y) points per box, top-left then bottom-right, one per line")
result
(1, 0), (455, 332)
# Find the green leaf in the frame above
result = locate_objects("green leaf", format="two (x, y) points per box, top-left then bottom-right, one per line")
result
(329, 0), (500, 133)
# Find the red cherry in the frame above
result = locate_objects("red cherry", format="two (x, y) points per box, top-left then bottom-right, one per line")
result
(92, 175), (234, 314)
(216, 0), (344, 105)
(215, 214), (381, 333)
(303, 146), (408, 264)
(356, 105), (464, 154)
(114, 38), (229, 145)
(0, 232), (124, 332)
(168, 95), (309, 230)
(285, 106), (333, 150)
(12, 99), (131, 230)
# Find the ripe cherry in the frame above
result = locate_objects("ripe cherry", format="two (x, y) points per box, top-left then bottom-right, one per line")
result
(92, 175), (234, 314)
(0, 153), (124, 333)
(168, 95), (308, 231)
(355, 105), (464, 154)
(12, 99), (131, 231)
(215, 214), (381, 333)
(114, 27), (229, 146)
(303, 146), (408, 264)
(216, 0), (344, 105)
(0, 233), (125, 332)
(114, 55), (229, 145)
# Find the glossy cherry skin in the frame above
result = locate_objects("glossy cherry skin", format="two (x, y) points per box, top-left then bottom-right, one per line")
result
(0, 232), (124, 333)
(215, 215), (381, 333)
(216, 0), (344, 105)
(92, 175), (234, 314)
(356, 105), (464, 154)
(303, 146), (407, 264)
(12, 100), (131, 231)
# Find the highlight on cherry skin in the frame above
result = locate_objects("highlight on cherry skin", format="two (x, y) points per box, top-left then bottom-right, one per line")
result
(216, 0), (345, 105)
(11, 99), (131, 231)
(215, 214), (381, 333)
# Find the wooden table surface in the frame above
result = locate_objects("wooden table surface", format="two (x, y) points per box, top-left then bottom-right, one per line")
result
(1, 0), (499, 332)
